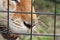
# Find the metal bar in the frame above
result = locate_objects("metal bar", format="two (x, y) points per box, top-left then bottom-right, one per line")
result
(7, 0), (9, 40)
(30, 0), (33, 40)
(0, 11), (60, 15)
(54, 0), (56, 40)
(0, 31), (60, 37)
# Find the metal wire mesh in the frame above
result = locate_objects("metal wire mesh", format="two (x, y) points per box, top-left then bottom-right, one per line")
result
(0, 0), (59, 40)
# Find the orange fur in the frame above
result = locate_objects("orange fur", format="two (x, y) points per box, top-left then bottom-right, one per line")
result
(0, 0), (37, 38)
(11, 0), (37, 22)
(9, 0), (37, 40)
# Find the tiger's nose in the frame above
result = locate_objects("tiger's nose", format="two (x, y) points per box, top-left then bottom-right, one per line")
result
(12, 0), (20, 2)
(23, 21), (35, 29)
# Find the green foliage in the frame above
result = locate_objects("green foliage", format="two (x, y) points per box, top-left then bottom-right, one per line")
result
(32, 36), (53, 40)
(34, 0), (60, 13)
(56, 4), (60, 13)
(19, 36), (53, 40)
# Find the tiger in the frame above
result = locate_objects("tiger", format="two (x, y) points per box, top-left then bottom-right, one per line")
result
(0, 0), (38, 40)
(9, 0), (37, 33)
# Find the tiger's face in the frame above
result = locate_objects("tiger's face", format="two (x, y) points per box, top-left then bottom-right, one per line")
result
(0, 0), (37, 40)
(9, 0), (38, 33)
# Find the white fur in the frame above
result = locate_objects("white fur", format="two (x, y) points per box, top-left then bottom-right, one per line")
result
(9, 16), (29, 33)
(16, 37), (20, 40)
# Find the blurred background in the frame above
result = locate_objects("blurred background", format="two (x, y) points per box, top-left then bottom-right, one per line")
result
(31, 0), (60, 40)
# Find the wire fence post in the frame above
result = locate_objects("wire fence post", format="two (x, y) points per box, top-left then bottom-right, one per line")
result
(54, 0), (56, 40)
